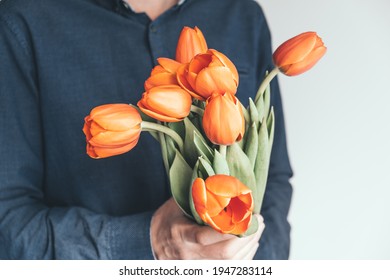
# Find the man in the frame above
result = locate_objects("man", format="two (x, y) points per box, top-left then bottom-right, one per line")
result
(0, 0), (293, 259)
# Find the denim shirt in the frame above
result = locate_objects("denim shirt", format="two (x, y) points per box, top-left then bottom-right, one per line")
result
(0, 0), (293, 259)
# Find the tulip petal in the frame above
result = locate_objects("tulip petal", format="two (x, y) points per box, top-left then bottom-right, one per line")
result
(89, 126), (141, 146)
(91, 138), (139, 159)
(284, 46), (327, 76)
(82, 119), (93, 140)
(144, 72), (178, 90)
(188, 53), (212, 74)
(237, 192), (254, 210)
(175, 27), (208, 64)
(205, 189), (231, 216)
(177, 64), (205, 100)
(205, 175), (251, 198)
(208, 207), (235, 233)
(91, 105), (141, 131)
(203, 93), (244, 145)
(229, 197), (252, 223)
(196, 66), (238, 96)
(90, 104), (133, 119)
(157, 57), (181, 73)
(139, 86), (191, 119)
(194, 27), (208, 52)
(230, 214), (252, 235)
(89, 121), (105, 137)
(86, 143), (98, 158)
(192, 178), (208, 216)
(208, 49), (239, 85)
(150, 65), (166, 76)
(138, 103), (182, 122)
(273, 32), (318, 66)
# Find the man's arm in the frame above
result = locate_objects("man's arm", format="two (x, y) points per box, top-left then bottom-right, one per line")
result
(0, 14), (155, 260)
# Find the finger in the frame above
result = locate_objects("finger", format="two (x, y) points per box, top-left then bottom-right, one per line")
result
(231, 221), (263, 260)
(203, 228), (261, 259)
(232, 237), (259, 260)
(206, 214), (266, 259)
(188, 224), (236, 245)
(243, 242), (259, 260)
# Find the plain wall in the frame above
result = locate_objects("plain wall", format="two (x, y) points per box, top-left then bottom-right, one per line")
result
(257, 0), (390, 259)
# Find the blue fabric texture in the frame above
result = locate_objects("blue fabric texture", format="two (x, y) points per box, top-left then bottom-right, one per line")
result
(0, 0), (293, 259)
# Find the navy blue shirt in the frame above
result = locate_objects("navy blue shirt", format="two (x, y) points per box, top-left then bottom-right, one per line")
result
(0, 0), (293, 259)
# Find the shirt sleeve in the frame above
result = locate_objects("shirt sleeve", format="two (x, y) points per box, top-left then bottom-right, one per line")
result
(0, 13), (154, 260)
(252, 5), (294, 260)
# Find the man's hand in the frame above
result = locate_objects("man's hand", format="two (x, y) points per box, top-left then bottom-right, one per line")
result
(150, 198), (265, 260)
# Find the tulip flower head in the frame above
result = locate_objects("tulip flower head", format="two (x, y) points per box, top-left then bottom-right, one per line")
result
(83, 104), (142, 159)
(192, 175), (254, 235)
(202, 92), (245, 145)
(144, 58), (181, 90)
(273, 31), (327, 76)
(175, 26), (208, 64)
(137, 85), (192, 122)
(177, 49), (239, 101)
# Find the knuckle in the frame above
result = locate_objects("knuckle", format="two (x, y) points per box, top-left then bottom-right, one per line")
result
(218, 246), (234, 259)
(194, 230), (208, 245)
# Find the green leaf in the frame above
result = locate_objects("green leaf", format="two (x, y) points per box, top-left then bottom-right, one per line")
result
(255, 89), (265, 121)
(239, 215), (259, 237)
(191, 159), (201, 182)
(244, 122), (258, 169)
(168, 121), (185, 140)
(254, 117), (270, 213)
(267, 107), (275, 153)
(213, 149), (230, 175)
(183, 118), (202, 166)
(248, 98), (260, 127)
(226, 143), (257, 197)
(238, 103), (250, 149)
(193, 130), (214, 163)
(169, 150), (193, 217)
(164, 134), (177, 168)
(198, 157), (215, 177)
(189, 179), (205, 225)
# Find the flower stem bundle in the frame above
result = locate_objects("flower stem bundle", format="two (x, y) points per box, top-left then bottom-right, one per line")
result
(82, 27), (326, 236)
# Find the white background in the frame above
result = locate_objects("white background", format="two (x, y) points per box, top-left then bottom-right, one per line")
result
(257, 0), (390, 259)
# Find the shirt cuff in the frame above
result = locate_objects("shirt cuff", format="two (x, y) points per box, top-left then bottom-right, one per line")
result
(108, 211), (155, 260)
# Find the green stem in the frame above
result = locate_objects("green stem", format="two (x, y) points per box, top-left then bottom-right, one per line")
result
(141, 121), (184, 154)
(219, 145), (227, 158)
(190, 105), (205, 116)
(255, 67), (280, 103)
(158, 132), (170, 175)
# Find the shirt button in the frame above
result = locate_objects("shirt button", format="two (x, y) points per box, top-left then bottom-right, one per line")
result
(150, 25), (157, 33)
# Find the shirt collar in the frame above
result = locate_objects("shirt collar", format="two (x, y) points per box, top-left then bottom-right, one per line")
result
(122, 0), (186, 12)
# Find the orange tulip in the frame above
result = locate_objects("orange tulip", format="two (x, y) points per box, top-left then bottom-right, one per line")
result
(192, 175), (254, 235)
(137, 85), (192, 122)
(273, 31), (327, 76)
(177, 49), (239, 101)
(83, 104), (142, 159)
(202, 92), (245, 145)
(144, 58), (181, 90)
(175, 26), (208, 64)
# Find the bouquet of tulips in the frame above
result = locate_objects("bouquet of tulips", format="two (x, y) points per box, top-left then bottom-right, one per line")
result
(83, 27), (326, 236)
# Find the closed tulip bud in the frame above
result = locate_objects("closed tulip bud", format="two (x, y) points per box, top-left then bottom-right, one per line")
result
(202, 92), (245, 145)
(83, 104), (142, 159)
(273, 31), (327, 76)
(177, 49), (239, 101)
(137, 85), (192, 122)
(144, 58), (181, 90)
(175, 26), (208, 64)
(192, 175), (254, 235)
